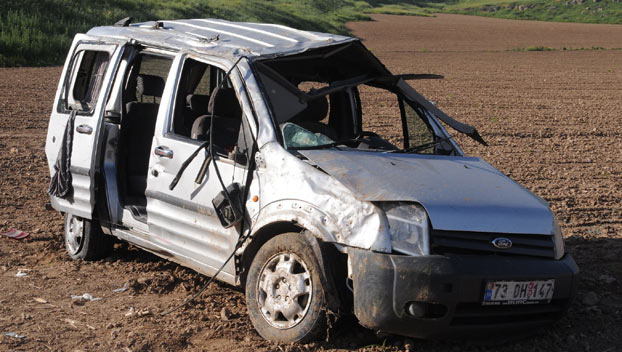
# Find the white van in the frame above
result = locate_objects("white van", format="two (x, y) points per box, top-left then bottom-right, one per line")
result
(45, 18), (578, 342)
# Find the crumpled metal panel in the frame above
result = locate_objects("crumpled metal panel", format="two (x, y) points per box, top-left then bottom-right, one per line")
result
(87, 19), (356, 60)
(250, 142), (392, 252)
(235, 61), (277, 148)
(299, 150), (555, 235)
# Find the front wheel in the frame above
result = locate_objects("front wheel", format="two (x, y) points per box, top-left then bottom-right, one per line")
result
(245, 233), (329, 343)
(64, 213), (112, 260)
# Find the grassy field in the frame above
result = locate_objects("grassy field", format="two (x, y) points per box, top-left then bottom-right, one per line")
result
(0, 0), (372, 66)
(3, 0), (622, 67)
(445, 0), (622, 24)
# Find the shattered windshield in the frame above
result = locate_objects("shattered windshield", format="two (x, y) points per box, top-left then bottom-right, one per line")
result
(278, 84), (450, 154)
(281, 122), (333, 149)
(253, 42), (480, 155)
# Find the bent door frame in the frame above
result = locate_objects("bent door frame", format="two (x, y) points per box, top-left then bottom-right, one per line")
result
(45, 34), (127, 220)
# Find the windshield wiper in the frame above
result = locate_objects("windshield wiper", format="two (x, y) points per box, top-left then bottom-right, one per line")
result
(392, 136), (454, 154)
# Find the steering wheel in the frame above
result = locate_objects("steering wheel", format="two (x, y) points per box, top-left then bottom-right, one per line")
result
(354, 131), (397, 151)
(356, 131), (380, 139)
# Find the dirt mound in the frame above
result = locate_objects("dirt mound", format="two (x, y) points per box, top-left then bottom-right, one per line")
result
(1, 14), (621, 351)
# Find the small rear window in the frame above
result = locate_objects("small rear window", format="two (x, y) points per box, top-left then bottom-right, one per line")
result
(59, 50), (110, 114)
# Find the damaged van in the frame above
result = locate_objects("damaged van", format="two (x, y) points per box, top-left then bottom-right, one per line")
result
(45, 17), (578, 342)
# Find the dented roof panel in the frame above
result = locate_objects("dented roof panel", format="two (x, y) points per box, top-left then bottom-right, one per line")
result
(87, 19), (356, 60)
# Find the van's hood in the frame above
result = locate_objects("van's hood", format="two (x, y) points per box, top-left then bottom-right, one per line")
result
(299, 150), (554, 235)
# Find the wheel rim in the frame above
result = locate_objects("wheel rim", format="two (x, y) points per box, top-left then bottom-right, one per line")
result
(65, 214), (84, 255)
(256, 252), (313, 329)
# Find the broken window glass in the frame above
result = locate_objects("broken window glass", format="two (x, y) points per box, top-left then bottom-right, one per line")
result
(61, 50), (110, 114)
(254, 41), (481, 154)
(281, 122), (334, 149)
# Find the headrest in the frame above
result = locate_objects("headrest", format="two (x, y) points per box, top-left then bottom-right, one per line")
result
(291, 96), (328, 123)
(208, 87), (242, 118)
(186, 94), (210, 115)
(136, 74), (165, 97)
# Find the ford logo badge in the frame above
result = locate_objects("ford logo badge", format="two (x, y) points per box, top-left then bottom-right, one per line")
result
(492, 237), (512, 249)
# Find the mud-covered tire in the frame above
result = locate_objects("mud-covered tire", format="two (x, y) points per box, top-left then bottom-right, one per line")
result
(245, 232), (328, 343)
(63, 213), (112, 261)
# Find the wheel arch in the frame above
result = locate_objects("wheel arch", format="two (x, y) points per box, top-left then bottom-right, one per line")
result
(239, 222), (347, 313)
(239, 221), (304, 287)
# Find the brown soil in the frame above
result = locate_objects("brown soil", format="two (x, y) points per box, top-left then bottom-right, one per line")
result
(1, 14), (621, 352)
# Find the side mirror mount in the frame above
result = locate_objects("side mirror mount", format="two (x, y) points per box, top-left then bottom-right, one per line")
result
(212, 183), (244, 228)
(228, 146), (247, 165)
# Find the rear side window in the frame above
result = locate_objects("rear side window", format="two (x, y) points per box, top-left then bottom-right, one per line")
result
(59, 50), (110, 114)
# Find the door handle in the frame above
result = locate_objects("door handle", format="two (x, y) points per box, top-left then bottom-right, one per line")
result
(154, 146), (173, 159)
(76, 124), (93, 135)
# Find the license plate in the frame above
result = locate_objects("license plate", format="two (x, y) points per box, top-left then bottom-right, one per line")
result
(483, 280), (555, 305)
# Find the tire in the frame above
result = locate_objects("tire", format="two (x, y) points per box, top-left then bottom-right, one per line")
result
(63, 213), (113, 261)
(245, 232), (329, 343)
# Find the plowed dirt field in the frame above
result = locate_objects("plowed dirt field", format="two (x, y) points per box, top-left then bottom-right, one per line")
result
(1, 14), (621, 352)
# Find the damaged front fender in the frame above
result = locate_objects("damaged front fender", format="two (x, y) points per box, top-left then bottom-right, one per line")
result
(250, 199), (340, 244)
(249, 141), (391, 252)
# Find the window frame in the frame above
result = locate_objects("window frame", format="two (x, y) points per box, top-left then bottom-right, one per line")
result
(161, 54), (258, 167)
(398, 96), (437, 150)
(57, 46), (114, 116)
(166, 55), (244, 143)
(353, 84), (437, 150)
(122, 51), (175, 108)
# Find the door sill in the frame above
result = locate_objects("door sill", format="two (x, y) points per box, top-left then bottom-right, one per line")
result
(120, 208), (149, 232)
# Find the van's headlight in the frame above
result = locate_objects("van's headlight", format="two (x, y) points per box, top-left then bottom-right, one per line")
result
(378, 202), (429, 256)
(553, 215), (565, 260)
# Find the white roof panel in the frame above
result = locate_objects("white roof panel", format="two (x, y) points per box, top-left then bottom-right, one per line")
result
(86, 18), (356, 60)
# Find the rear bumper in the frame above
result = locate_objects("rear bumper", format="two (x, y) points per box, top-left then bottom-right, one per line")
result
(349, 248), (578, 339)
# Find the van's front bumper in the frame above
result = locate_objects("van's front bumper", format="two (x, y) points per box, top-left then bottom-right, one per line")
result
(348, 248), (578, 339)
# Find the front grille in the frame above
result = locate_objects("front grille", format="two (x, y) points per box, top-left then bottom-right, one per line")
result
(451, 300), (567, 326)
(430, 230), (555, 258)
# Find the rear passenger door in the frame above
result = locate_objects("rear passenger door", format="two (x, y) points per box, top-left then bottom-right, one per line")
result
(45, 34), (126, 219)
(145, 56), (255, 282)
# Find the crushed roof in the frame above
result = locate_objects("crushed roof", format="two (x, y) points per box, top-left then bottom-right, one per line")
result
(87, 18), (356, 60)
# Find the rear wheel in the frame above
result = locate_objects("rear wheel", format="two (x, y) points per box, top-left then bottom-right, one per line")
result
(64, 213), (112, 260)
(245, 232), (328, 343)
